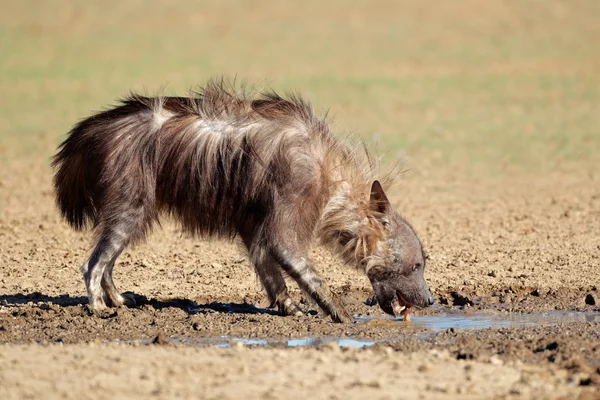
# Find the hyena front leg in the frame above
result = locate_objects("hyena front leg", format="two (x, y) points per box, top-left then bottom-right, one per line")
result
(270, 245), (353, 323)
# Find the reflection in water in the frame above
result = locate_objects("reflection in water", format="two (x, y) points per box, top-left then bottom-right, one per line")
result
(174, 336), (375, 348)
(286, 338), (375, 348)
(366, 311), (600, 332)
(172, 311), (598, 349)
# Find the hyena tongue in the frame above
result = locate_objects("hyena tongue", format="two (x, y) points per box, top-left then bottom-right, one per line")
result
(391, 298), (406, 317)
(400, 306), (412, 322)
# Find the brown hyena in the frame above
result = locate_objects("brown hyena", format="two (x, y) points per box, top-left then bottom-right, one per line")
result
(52, 78), (433, 323)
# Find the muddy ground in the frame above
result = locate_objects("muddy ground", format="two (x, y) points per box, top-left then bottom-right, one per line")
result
(1, 162), (599, 399)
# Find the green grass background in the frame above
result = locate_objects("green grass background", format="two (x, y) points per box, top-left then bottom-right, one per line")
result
(1, 0), (598, 179)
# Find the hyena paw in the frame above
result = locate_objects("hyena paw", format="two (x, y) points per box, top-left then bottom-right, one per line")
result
(330, 306), (353, 323)
(329, 293), (353, 323)
(87, 302), (114, 318)
(120, 292), (137, 308)
(279, 298), (304, 317)
(104, 292), (137, 308)
(88, 297), (108, 313)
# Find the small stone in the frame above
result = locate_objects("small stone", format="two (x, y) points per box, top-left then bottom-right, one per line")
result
(545, 341), (559, 351)
(152, 333), (169, 345)
(325, 341), (340, 352)
(366, 380), (381, 388)
(569, 372), (592, 386)
(233, 340), (245, 350)
(489, 355), (503, 365)
(585, 294), (596, 305)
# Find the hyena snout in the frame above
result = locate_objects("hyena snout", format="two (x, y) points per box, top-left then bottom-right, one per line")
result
(415, 288), (434, 308)
(426, 292), (434, 306)
(405, 273), (435, 308)
(369, 269), (434, 316)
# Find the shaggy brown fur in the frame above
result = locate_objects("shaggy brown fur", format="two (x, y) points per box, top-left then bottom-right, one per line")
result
(52, 78), (433, 322)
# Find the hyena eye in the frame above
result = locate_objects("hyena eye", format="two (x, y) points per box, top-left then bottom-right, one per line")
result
(381, 217), (390, 227)
(412, 263), (422, 272)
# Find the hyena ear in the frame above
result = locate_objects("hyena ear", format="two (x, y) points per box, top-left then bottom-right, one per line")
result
(370, 180), (391, 215)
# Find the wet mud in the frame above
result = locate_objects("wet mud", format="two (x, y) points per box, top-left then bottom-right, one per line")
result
(1, 290), (599, 392)
(2, 131), (600, 399)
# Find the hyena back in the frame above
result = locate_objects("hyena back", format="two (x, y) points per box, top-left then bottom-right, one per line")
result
(52, 78), (433, 322)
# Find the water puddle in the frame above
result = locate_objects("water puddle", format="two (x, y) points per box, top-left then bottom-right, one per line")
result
(171, 311), (598, 349)
(358, 310), (600, 332)
(173, 336), (375, 348)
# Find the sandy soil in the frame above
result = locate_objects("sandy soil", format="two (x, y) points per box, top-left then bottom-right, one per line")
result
(0, 343), (592, 400)
(1, 158), (599, 399)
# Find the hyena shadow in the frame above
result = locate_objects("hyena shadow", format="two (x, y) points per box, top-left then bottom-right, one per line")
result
(0, 292), (279, 316)
(0, 292), (88, 307)
(135, 294), (281, 316)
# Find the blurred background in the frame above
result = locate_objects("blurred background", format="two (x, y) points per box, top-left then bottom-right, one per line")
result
(1, 0), (598, 180)
(1, 0), (599, 316)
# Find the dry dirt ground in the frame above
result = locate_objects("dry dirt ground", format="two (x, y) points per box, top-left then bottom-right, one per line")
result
(1, 1), (600, 399)
(1, 161), (598, 399)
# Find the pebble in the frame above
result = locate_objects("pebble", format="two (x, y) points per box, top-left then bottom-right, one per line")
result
(584, 294), (595, 305)
(152, 333), (169, 345)
(489, 355), (503, 365)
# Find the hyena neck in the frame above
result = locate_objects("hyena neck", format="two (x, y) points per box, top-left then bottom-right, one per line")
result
(316, 181), (382, 272)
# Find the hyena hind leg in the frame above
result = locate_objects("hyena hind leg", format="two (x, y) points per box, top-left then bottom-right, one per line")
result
(245, 240), (303, 317)
(82, 220), (141, 312)
(256, 255), (304, 317)
(80, 236), (125, 312)
(101, 249), (136, 308)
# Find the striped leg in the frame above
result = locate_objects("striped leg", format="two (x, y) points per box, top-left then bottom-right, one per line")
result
(81, 235), (126, 311)
(254, 252), (304, 317)
(270, 245), (352, 323)
(242, 232), (303, 317)
(101, 248), (136, 308)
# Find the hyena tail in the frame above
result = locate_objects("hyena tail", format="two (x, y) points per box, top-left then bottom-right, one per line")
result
(51, 132), (101, 231)
(51, 96), (159, 236)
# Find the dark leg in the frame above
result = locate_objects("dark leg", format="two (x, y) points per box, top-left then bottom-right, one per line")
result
(80, 234), (127, 311)
(242, 236), (303, 317)
(255, 252), (304, 316)
(270, 245), (352, 323)
(101, 248), (136, 308)
(82, 206), (147, 311)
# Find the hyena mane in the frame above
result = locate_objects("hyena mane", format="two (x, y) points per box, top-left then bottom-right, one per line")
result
(52, 78), (416, 322)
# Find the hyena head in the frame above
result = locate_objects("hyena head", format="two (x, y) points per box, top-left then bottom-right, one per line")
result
(365, 181), (434, 316)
